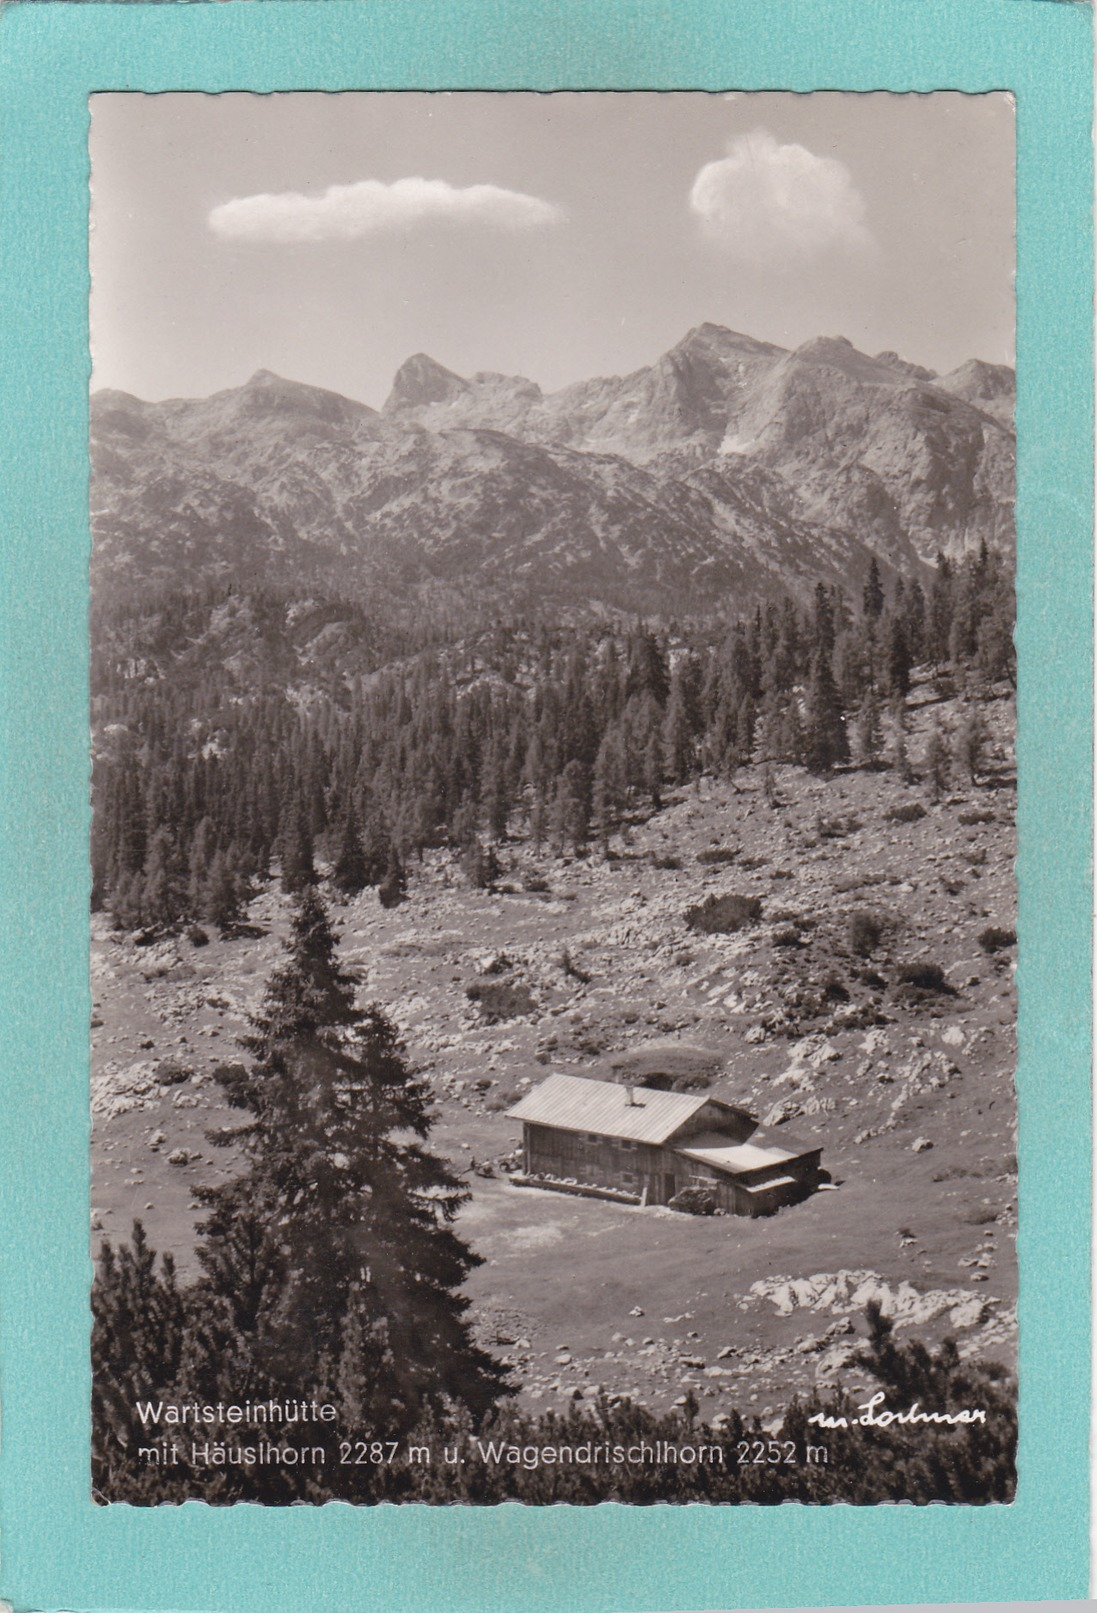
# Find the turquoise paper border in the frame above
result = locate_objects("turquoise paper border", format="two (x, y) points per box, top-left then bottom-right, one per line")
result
(0, 0), (1091, 1607)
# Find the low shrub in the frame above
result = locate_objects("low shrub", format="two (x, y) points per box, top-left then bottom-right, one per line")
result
(885, 802), (927, 824)
(685, 893), (763, 935)
(696, 847), (738, 866)
(773, 926), (803, 948)
(523, 873), (550, 893)
(821, 974), (850, 1003)
(816, 814), (862, 839)
(958, 808), (996, 826)
(770, 907), (812, 926)
(559, 948), (592, 984)
(486, 1085), (524, 1113)
(669, 1186), (718, 1216)
(650, 853), (682, 871)
(835, 872), (891, 893)
(186, 925), (210, 947)
(465, 978), (535, 1023)
(894, 960), (955, 998)
(978, 926), (1017, 954)
(155, 1061), (191, 1086)
(849, 909), (883, 957)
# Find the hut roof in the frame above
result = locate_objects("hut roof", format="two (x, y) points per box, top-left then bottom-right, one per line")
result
(675, 1127), (818, 1175)
(507, 1072), (739, 1146)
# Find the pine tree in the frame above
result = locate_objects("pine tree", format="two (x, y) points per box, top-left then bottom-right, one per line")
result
(812, 582), (836, 659)
(887, 616), (912, 698)
(198, 889), (510, 1426)
(362, 808), (393, 888)
(188, 816), (217, 918)
(377, 849), (407, 909)
(954, 704), (988, 785)
(205, 847), (241, 928)
(923, 721), (950, 802)
(332, 804), (368, 895)
(279, 803), (315, 895)
(855, 686), (884, 769)
(460, 839), (500, 890)
(803, 651), (849, 774)
(862, 556), (885, 621)
(553, 758), (590, 854)
(661, 673), (694, 784)
(591, 730), (626, 854)
(643, 734), (663, 812)
(929, 553), (954, 667)
(141, 826), (183, 928)
(528, 789), (546, 856)
(890, 699), (914, 784)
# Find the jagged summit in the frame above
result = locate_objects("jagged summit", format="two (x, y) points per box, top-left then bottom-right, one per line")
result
(384, 353), (469, 413)
(875, 350), (936, 382)
(671, 322), (785, 359)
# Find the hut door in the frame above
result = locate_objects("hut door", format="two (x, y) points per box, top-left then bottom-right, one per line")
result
(663, 1172), (677, 1202)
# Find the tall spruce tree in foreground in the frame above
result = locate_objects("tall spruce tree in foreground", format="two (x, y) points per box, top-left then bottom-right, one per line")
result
(197, 886), (509, 1428)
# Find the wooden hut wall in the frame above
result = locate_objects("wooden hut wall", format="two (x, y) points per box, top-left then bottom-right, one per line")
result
(523, 1123), (683, 1202)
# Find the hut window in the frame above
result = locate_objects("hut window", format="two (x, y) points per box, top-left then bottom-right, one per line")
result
(619, 1139), (637, 1152)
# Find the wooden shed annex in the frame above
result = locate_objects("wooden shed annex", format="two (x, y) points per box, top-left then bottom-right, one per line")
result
(507, 1072), (823, 1217)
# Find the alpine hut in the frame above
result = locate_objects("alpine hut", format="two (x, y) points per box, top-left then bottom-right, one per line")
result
(507, 1072), (822, 1216)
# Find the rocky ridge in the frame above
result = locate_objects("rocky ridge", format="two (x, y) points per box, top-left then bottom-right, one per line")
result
(91, 325), (1014, 621)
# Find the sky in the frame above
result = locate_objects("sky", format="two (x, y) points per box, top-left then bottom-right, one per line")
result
(89, 91), (1015, 408)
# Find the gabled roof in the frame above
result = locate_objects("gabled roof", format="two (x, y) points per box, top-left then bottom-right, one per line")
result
(507, 1072), (741, 1146)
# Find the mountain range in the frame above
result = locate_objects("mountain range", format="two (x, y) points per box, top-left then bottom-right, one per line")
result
(91, 323), (1014, 622)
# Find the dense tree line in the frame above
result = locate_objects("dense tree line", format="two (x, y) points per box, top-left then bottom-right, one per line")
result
(93, 891), (1016, 1507)
(91, 546), (1014, 933)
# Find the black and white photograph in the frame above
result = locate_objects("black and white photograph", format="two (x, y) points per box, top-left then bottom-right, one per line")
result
(88, 91), (1018, 1506)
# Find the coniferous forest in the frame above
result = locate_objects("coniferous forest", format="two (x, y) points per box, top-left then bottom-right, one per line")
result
(91, 546), (1013, 936)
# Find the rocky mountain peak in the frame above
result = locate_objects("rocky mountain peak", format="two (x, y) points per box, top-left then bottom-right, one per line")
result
(233, 370), (377, 427)
(937, 358), (1015, 422)
(874, 351), (937, 382)
(673, 322), (784, 359)
(384, 353), (469, 413)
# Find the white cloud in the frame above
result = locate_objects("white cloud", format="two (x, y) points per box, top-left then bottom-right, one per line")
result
(689, 129), (873, 263)
(209, 176), (566, 243)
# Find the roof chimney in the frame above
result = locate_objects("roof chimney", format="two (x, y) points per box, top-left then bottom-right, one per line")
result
(626, 1086), (644, 1107)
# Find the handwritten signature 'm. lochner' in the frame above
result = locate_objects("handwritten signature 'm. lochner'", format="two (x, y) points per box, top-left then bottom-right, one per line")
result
(808, 1393), (987, 1430)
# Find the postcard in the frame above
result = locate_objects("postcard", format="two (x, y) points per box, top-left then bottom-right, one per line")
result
(0, 1), (1092, 1609)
